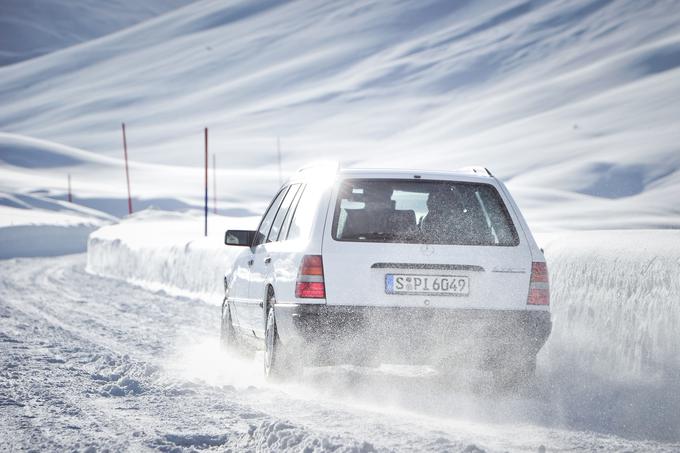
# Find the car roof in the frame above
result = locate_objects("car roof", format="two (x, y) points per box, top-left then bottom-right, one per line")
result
(290, 164), (494, 184)
(338, 167), (492, 180)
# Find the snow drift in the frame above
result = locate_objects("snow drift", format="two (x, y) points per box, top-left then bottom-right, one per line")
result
(0, 190), (115, 258)
(86, 209), (258, 302)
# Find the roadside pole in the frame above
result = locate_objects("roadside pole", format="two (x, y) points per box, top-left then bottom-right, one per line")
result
(121, 123), (133, 215)
(212, 154), (217, 215)
(204, 128), (208, 237)
(67, 174), (72, 203)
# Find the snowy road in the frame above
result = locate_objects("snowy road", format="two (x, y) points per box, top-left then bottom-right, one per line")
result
(1, 255), (678, 452)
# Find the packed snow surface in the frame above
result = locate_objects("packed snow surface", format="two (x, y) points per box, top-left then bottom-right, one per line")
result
(2, 253), (679, 452)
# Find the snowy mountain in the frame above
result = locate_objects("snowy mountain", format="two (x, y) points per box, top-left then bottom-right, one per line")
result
(0, 0), (192, 66)
(2, 3), (680, 450)
(1, 0), (679, 229)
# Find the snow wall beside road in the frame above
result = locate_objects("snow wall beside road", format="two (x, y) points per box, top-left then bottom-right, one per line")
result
(86, 209), (259, 304)
(537, 230), (680, 384)
(536, 230), (680, 440)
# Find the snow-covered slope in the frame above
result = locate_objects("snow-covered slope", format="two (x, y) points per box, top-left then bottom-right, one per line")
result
(0, 190), (114, 258)
(1, 0), (679, 230)
(0, 132), (271, 217)
(0, 0), (192, 66)
(0, 134), (120, 257)
(1, 0), (679, 229)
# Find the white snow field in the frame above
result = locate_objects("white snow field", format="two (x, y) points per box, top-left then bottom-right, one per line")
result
(0, 0), (192, 66)
(2, 0), (680, 451)
(0, 0), (679, 229)
(0, 193), (112, 259)
(0, 132), (274, 218)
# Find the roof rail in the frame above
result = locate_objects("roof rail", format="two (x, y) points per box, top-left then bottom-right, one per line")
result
(296, 161), (341, 173)
(458, 166), (493, 177)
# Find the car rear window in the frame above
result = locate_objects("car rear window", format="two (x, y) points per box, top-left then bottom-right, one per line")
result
(332, 179), (519, 246)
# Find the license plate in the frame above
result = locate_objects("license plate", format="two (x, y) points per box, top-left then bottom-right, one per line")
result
(385, 274), (470, 296)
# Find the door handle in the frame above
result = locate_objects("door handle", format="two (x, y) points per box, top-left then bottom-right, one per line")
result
(264, 256), (271, 264)
(247, 259), (254, 266)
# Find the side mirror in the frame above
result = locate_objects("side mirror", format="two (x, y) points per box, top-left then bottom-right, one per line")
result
(224, 230), (255, 246)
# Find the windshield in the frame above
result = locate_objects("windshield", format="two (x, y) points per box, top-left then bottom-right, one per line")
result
(332, 179), (519, 246)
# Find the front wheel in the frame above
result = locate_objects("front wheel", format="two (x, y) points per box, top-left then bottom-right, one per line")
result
(264, 303), (301, 381)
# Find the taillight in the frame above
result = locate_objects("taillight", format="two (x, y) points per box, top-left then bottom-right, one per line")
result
(527, 261), (550, 305)
(295, 255), (325, 298)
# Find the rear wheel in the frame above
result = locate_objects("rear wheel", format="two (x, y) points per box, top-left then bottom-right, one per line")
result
(264, 294), (301, 381)
(493, 355), (536, 391)
(220, 298), (237, 352)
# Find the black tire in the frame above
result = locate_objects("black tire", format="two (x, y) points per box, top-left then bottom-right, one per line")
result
(263, 294), (301, 381)
(220, 297), (237, 352)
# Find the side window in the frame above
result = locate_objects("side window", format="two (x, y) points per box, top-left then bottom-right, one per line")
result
(253, 187), (289, 247)
(280, 184), (305, 241)
(267, 184), (300, 242)
(288, 184), (320, 240)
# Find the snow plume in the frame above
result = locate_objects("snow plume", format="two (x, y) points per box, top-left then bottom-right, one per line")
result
(537, 230), (680, 441)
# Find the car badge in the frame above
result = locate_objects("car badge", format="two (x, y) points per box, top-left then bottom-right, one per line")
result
(420, 244), (434, 256)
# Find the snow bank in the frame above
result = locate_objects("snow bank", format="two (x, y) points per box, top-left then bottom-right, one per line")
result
(0, 191), (115, 258)
(538, 230), (680, 382)
(86, 209), (258, 304)
(1, 223), (96, 259)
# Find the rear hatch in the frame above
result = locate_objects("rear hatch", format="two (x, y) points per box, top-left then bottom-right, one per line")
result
(321, 177), (532, 311)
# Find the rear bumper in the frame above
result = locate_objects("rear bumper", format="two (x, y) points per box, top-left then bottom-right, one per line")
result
(274, 304), (551, 366)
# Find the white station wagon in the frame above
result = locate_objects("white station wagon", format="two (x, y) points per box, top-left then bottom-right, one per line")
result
(221, 164), (551, 383)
